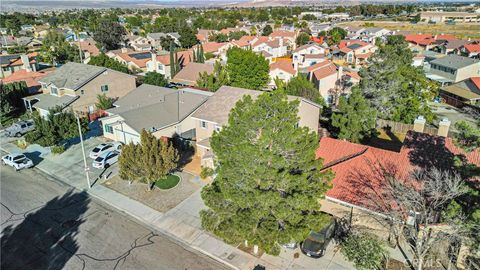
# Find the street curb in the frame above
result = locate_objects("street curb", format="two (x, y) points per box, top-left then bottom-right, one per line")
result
(0, 144), (242, 270)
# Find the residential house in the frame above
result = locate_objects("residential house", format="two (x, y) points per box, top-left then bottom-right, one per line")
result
(191, 85), (322, 168)
(21, 25), (34, 32)
(1, 69), (52, 94)
(231, 35), (257, 49)
(0, 53), (38, 78)
(332, 40), (376, 65)
(292, 43), (326, 69)
(196, 29), (216, 44)
(268, 30), (298, 50)
(170, 62), (214, 87)
(23, 62), (136, 117)
(146, 50), (193, 79)
(439, 77), (480, 108)
(269, 59), (297, 88)
(146, 32), (181, 50)
(199, 42), (233, 61)
(405, 34), (437, 51)
(315, 129), (479, 222)
(0, 36), (42, 51)
(251, 37), (288, 58)
(358, 27), (392, 44)
(124, 35), (152, 51)
(101, 84), (212, 144)
(309, 23), (331, 37)
(426, 55), (480, 84)
(33, 25), (50, 38)
(307, 60), (340, 104)
(115, 51), (153, 72)
(460, 43), (480, 59)
(432, 39), (470, 55)
(74, 39), (101, 63)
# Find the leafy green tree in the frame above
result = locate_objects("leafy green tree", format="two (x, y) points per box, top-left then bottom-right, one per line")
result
(276, 74), (324, 105)
(93, 21), (126, 50)
(228, 31), (248, 41)
(196, 61), (228, 92)
(119, 130), (179, 189)
(296, 32), (311, 46)
(25, 108), (88, 147)
(261, 25), (273, 36)
(357, 35), (436, 124)
(332, 88), (377, 143)
(88, 53), (130, 74)
(200, 91), (334, 255)
(6, 45), (28, 54)
(143, 72), (168, 87)
(453, 121), (480, 152)
(159, 36), (175, 50)
(40, 31), (81, 65)
(95, 94), (115, 110)
(226, 47), (269, 90)
(327, 27), (347, 46)
(318, 30), (327, 37)
(209, 33), (229, 43)
(0, 81), (29, 125)
(178, 27), (198, 48)
(341, 232), (388, 270)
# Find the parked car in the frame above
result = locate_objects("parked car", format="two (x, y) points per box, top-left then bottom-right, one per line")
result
(2, 153), (34, 171)
(300, 217), (336, 258)
(92, 151), (119, 169)
(89, 142), (122, 159)
(5, 120), (35, 137)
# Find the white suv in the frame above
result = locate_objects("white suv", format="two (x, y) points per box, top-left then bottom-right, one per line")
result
(89, 142), (122, 159)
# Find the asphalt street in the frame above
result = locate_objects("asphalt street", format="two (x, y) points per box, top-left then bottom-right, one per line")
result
(0, 165), (231, 270)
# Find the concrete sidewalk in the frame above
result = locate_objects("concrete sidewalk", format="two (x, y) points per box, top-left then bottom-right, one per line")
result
(1, 138), (355, 270)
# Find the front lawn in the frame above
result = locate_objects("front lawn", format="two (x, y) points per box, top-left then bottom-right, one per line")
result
(155, 174), (180, 190)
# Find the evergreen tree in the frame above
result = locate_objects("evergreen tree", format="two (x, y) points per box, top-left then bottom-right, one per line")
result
(331, 88), (377, 143)
(261, 25), (273, 36)
(276, 74), (325, 105)
(226, 47), (269, 90)
(174, 52), (181, 76)
(198, 45), (205, 63)
(196, 61), (228, 92)
(119, 130), (179, 189)
(200, 91), (334, 255)
(88, 53), (130, 74)
(357, 35), (436, 124)
(143, 72), (168, 87)
(169, 43), (176, 77)
(93, 21), (126, 51)
(95, 94), (115, 110)
(341, 232), (388, 270)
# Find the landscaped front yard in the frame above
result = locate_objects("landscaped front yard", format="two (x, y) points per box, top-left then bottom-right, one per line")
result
(103, 172), (202, 213)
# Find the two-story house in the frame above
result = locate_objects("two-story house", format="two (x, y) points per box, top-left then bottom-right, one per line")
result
(23, 62), (136, 117)
(332, 40), (376, 65)
(146, 32), (181, 50)
(101, 84), (212, 144)
(427, 55), (480, 85)
(146, 50), (193, 79)
(251, 37), (288, 58)
(269, 60), (297, 88)
(191, 85), (322, 168)
(292, 43), (326, 69)
(0, 53), (38, 78)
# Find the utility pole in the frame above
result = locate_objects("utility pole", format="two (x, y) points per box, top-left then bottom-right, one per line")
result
(76, 112), (91, 189)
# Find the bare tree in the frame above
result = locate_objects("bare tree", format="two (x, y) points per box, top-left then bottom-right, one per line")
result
(355, 167), (469, 270)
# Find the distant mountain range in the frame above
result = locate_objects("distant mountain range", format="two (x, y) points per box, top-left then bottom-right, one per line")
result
(2, 0), (478, 11)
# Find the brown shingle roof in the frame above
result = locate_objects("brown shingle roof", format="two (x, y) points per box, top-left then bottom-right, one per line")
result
(171, 62), (214, 86)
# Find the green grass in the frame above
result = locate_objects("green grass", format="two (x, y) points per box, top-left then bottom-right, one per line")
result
(154, 175), (180, 190)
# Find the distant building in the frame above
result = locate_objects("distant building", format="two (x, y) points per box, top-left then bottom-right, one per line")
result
(419, 12), (479, 23)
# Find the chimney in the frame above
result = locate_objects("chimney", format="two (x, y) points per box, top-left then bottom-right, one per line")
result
(20, 54), (31, 72)
(437, 118), (451, 137)
(337, 66), (343, 80)
(121, 47), (128, 53)
(413, 116), (426, 133)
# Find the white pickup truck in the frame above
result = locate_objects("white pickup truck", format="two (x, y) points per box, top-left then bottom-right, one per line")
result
(2, 153), (34, 171)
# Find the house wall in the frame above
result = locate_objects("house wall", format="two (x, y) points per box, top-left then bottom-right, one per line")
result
(72, 70), (136, 113)
(313, 72), (338, 101)
(101, 116), (141, 144)
(269, 68), (294, 87)
(456, 64), (480, 83)
(298, 100), (320, 133)
(195, 118), (217, 143)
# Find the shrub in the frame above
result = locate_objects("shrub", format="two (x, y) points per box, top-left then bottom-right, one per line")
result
(51, 145), (65, 155)
(200, 166), (214, 179)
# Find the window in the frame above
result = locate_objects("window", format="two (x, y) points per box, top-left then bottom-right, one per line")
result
(200, 121), (207, 129)
(80, 90), (85, 95)
(215, 125), (221, 132)
(51, 86), (58, 96)
(104, 124), (113, 134)
(101, 85), (109, 92)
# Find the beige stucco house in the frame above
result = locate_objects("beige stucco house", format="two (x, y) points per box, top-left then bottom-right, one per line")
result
(101, 85), (212, 144)
(191, 85), (322, 168)
(23, 62), (136, 118)
(427, 55), (480, 84)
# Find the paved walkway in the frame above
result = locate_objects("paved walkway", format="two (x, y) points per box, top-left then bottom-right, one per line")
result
(1, 137), (355, 270)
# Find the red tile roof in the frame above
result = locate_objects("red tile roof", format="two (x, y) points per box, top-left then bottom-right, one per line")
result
(435, 34), (457, 41)
(269, 30), (296, 39)
(269, 59), (296, 75)
(311, 36), (325, 44)
(201, 42), (229, 53)
(0, 52), (38, 68)
(404, 34), (434, 45)
(1, 69), (51, 88)
(308, 60), (337, 80)
(156, 50), (193, 66)
(470, 77), (480, 90)
(316, 132), (480, 212)
(464, 44), (480, 53)
(232, 35), (256, 47)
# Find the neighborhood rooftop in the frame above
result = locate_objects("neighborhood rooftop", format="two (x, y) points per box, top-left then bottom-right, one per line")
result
(430, 54), (479, 69)
(39, 62), (107, 90)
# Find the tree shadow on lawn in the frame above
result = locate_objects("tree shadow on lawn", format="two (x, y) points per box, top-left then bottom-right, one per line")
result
(1, 190), (90, 270)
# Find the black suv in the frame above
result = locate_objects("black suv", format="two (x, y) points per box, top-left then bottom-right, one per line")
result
(300, 217), (336, 258)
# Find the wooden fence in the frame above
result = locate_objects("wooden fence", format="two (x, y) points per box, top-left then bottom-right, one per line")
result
(376, 119), (440, 137)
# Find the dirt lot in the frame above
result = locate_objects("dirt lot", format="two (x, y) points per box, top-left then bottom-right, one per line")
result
(337, 21), (480, 39)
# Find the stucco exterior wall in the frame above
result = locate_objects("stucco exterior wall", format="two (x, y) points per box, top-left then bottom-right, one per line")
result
(298, 100), (320, 133)
(73, 70), (136, 112)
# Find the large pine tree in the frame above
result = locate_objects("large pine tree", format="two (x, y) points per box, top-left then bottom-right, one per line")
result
(200, 91), (334, 255)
